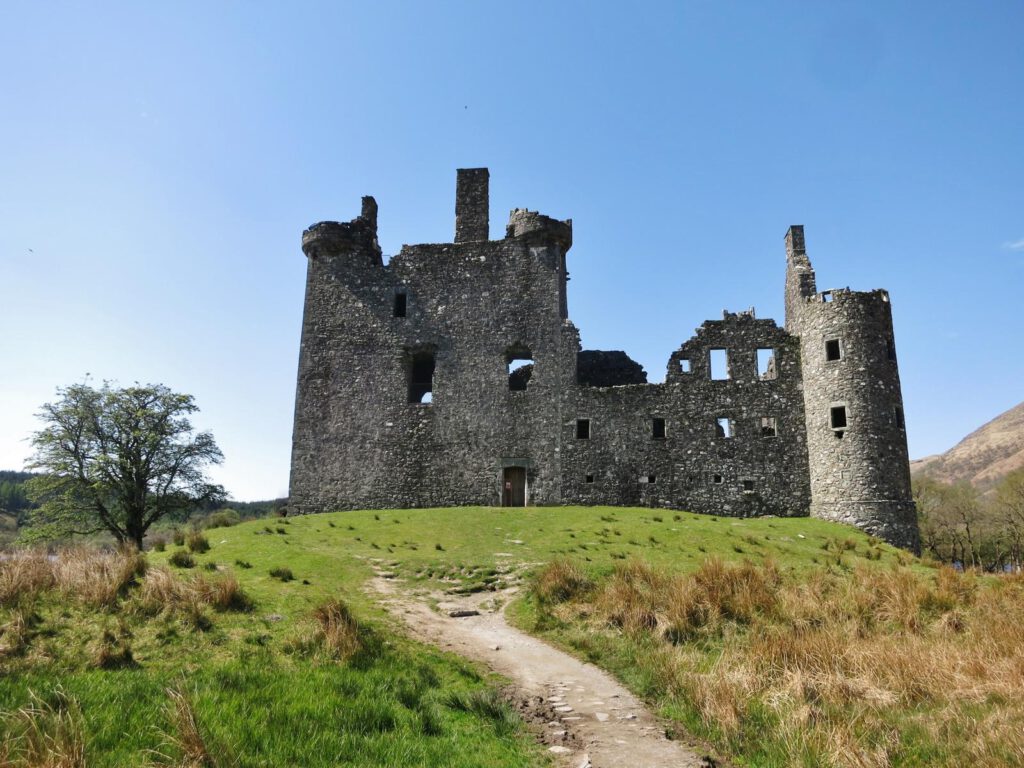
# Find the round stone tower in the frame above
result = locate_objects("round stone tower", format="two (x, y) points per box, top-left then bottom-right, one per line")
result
(784, 226), (920, 551)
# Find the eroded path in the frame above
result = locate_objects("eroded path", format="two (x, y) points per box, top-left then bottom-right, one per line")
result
(371, 574), (714, 768)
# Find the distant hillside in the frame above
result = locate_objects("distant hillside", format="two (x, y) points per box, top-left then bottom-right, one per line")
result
(911, 401), (1024, 490)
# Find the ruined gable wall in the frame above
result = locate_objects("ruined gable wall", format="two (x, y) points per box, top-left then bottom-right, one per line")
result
(561, 315), (811, 517)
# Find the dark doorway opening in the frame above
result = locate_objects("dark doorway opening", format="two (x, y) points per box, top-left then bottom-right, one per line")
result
(502, 466), (527, 507)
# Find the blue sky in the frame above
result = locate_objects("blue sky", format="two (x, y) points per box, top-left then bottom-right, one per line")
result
(1, 2), (1021, 500)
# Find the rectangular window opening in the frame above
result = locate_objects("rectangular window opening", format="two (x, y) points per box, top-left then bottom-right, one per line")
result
(716, 417), (733, 439)
(760, 416), (777, 438)
(710, 348), (729, 380)
(825, 338), (842, 362)
(393, 292), (407, 318)
(822, 291), (834, 303)
(712, 474), (724, 485)
(408, 351), (435, 404)
(894, 406), (905, 430)
(652, 417), (666, 439)
(678, 358), (691, 374)
(757, 348), (777, 380)
(742, 479), (755, 493)
(647, 475), (657, 484)
(585, 473), (594, 484)
(576, 418), (590, 440)
(830, 405), (848, 431)
(886, 338), (897, 361)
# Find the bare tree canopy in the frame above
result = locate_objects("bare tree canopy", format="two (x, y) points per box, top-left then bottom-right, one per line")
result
(26, 382), (224, 548)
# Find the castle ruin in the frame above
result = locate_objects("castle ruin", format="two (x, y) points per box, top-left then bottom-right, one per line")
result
(289, 169), (920, 551)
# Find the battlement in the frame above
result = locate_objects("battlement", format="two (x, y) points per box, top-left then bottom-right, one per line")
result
(301, 196), (380, 262)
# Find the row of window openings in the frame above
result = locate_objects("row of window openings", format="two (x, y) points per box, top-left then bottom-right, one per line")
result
(408, 351), (535, 403)
(575, 417), (778, 440)
(583, 473), (757, 493)
(681, 348), (777, 380)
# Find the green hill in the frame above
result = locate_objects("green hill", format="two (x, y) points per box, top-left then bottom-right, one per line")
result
(4, 507), (1017, 767)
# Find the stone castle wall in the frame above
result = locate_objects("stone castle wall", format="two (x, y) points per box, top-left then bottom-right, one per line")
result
(289, 170), (919, 550)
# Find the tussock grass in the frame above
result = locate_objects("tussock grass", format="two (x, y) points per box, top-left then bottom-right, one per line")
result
(533, 557), (593, 605)
(184, 533), (209, 555)
(0, 548), (145, 610)
(285, 598), (367, 662)
(0, 688), (86, 768)
(528, 557), (1024, 767)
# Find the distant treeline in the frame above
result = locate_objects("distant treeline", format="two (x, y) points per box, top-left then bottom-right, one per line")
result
(915, 468), (1024, 570)
(0, 468), (287, 537)
(0, 471), (40, 526)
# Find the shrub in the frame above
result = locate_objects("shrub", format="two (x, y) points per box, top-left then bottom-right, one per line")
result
(234, 559), (252, 569)
(185, 532), (210, 554)
(169, 551), (196, 569)
(150, 535), (168, 552)
(533, 558), (593, 605)
(269, 566), (294, 582)
(172, 529), (186, 546)
(203, 508), (240, 529)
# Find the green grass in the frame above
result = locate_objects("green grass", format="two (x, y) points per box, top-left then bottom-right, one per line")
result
(1, 506), (911, 766)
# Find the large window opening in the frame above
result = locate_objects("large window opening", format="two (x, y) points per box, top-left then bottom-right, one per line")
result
(757, 348), (776, 379)
(716, 417), (733, 438)
(825, 338), (843, 362)
(710, 348), (729, 380)
(576, 419), (591, 440)
(830, 405), (848, 431)
(652, 417), (666, 439)
(407, 350), (436, 404)
(678, 358), (691, 374)
(506, 345), (534, 391)
(760, 417), (777, 437)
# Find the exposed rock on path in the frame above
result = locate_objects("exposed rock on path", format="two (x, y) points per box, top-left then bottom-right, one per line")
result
(371, 575), (714, 768)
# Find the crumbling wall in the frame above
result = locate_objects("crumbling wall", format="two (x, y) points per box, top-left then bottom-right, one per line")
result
(561, 314), (811, 517)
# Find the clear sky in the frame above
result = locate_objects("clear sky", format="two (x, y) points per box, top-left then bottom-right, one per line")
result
(1, 2), (1022, 501)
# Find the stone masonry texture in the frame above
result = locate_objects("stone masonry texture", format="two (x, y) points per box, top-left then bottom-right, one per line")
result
(289, 169), (920, 551)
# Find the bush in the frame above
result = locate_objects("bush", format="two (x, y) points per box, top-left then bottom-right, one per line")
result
(203, 509), (240, 529)
(169, 551), (196, 569)
(172, 529), (186, 546)
(234, 559), (252, 569)
(269, 566), (294, 582)
(185, 532), (210, 554)
(150, 535), (167, 552)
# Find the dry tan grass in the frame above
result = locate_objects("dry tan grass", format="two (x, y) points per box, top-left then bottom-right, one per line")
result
(544, 558), (1024, 767)
(0, 688), (86, 768)
(161, 688), (214, 768)
(52, 547), (146, 608)
(313, 599), (361, 660)
(136, 567), (252, 627)
(0, 552), (56, 608)
(1, 547), (146, 611)
(533, 557), (593, 605)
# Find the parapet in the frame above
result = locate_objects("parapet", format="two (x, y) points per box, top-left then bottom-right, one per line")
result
(505, 208), (573, 250)
(301, 196), (381, 262)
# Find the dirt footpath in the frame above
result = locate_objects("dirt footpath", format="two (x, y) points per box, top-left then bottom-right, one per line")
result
(371, 575), (715, 768)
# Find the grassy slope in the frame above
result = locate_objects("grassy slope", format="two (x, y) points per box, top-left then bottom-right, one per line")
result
(1, 507), (909, 766)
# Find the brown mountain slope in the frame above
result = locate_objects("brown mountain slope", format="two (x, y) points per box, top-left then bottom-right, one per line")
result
(911, 401), (1024, 489)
